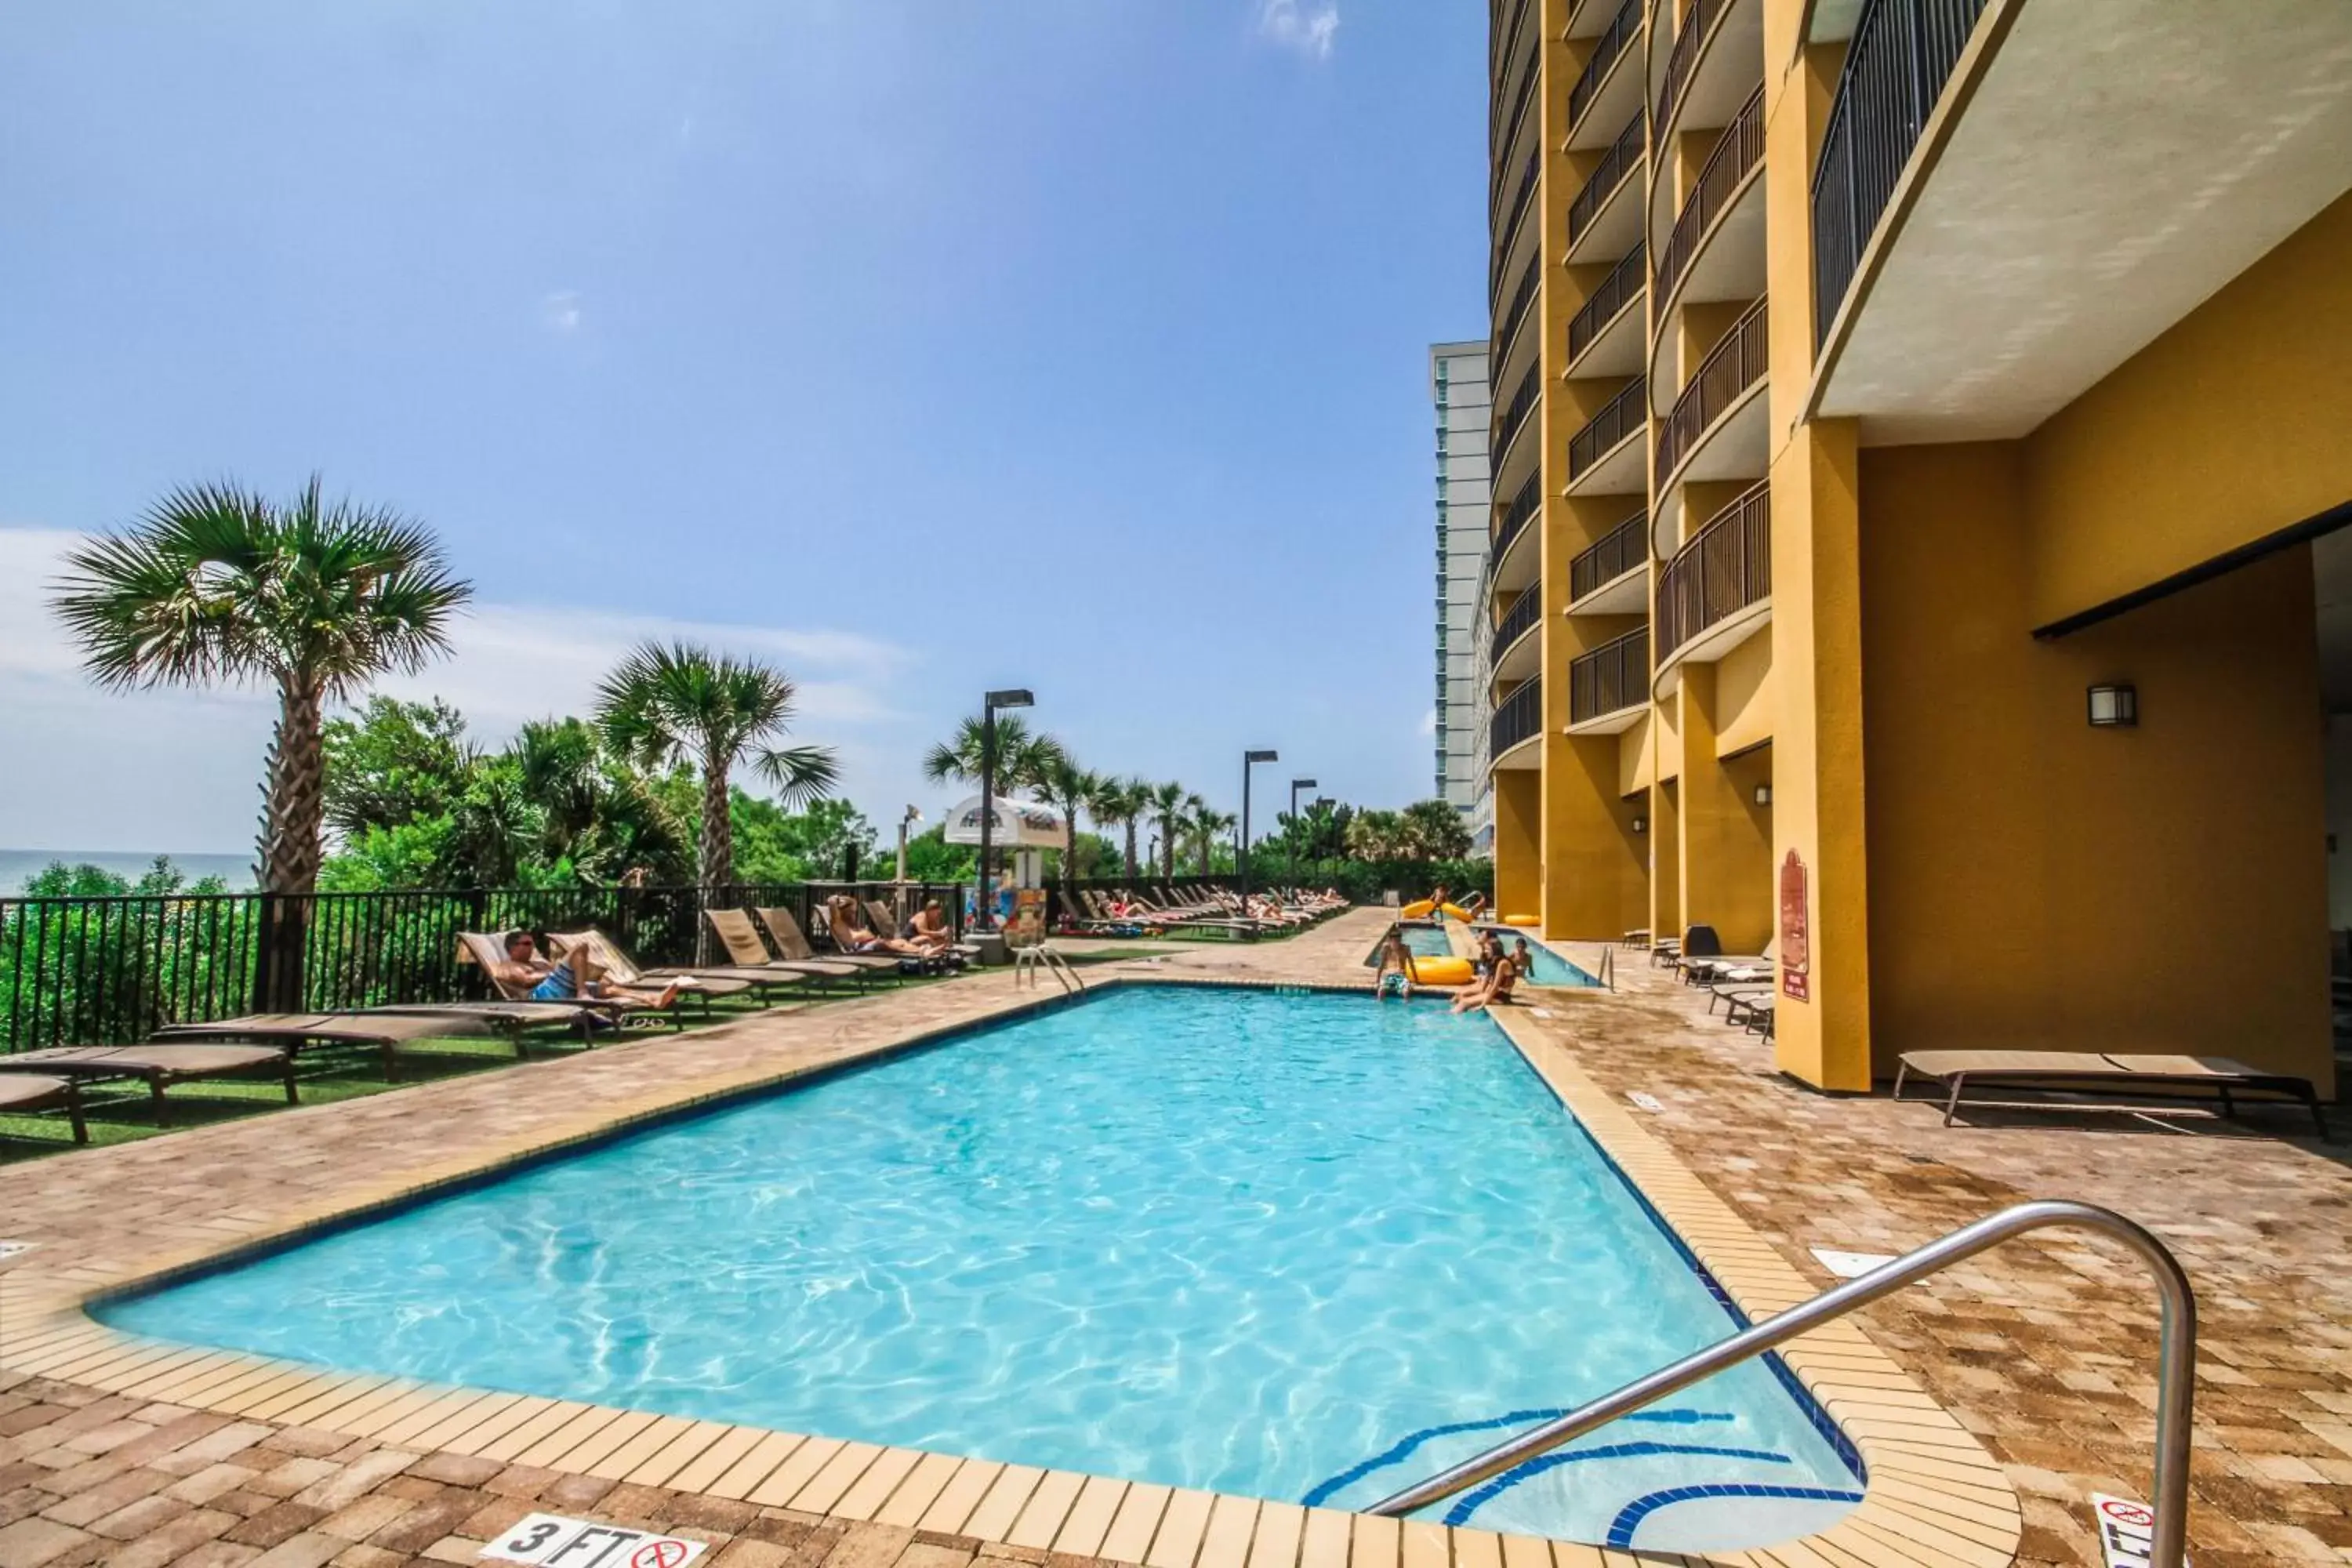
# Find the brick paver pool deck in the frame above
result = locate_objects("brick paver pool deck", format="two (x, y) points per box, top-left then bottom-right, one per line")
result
(1, 909), (2343, 1566)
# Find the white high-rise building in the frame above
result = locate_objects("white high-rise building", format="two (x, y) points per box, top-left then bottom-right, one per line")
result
(1430, 341), (1493, 850)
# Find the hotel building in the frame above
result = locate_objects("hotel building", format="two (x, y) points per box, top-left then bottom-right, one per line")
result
(1432, 341), (1496, 847)
(1483, 0), (2352, 1094)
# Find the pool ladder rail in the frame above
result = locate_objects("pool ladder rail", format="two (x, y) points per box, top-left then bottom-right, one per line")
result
(1367, 1200), (2195, 1568)
(1012, 942), (1086, 994)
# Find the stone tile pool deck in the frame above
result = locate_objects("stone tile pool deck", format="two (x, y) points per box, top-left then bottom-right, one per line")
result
(0, 909), (2340, 1566)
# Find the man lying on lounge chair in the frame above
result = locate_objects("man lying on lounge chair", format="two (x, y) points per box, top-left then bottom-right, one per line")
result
(491, 929), (681, 1011)
(826, 896), (930, 960)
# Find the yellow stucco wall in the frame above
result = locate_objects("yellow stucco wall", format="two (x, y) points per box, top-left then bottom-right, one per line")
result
(1859, 442), (2332, 1091)
(1713, 632), (1776, 758)
(2027, 190), (2352, 626)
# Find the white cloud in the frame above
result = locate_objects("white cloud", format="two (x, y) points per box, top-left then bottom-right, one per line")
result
(540, 289), (583, 334)
(1419, 707), (1437, 736)
(1256, 0), (1338, 59)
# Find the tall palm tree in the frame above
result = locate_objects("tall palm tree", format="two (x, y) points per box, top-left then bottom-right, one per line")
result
(595, 641), (837, 895)
(51, 476), (470, 895)
(1148, 781), (1190, 881)
(1030, 750), (1100, 915)
(1188, 800), (1236, 877)
(922, 713), (1058, 796)
(1088, 776), (1148, 884)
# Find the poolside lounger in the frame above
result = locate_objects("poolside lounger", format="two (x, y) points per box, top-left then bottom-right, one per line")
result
(358, 999), (610, 1046)
(550, 930), (790, 1004)
(0, 1073), (88, 1142)
(457, 932), (684, 1028)
(1893, 1049), (2330, 1138)
(756, 906), (907, 978)
(863, 898), (973, 966)
(148, 1011), (491, 1077)
(705, 909), (866, 988)
(0, 1043), (297, 1116)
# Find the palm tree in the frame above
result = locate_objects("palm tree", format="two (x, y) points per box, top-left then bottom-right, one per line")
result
(1088, 777), (1148, 884)
(1188, 800), (1236, 877)
(1030, 751), (1101, 916)
(595, 641), (838, 896)
(922, 713), (1059, 796)
(52, 476), (470, 895)
(1148, 781), (1190, 881)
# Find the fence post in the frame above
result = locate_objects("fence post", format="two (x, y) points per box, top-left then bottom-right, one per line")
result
(250, 893), (309, 1014)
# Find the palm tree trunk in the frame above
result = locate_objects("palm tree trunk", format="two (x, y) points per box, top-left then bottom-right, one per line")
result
(1162, 817), (1177, 880)
(1123, 822), (1138, 884)
(260, 675), (328, 895)
(699, 756), (734, 892)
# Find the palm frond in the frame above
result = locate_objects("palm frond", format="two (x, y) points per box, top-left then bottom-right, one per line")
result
(754, 742), (840, 809)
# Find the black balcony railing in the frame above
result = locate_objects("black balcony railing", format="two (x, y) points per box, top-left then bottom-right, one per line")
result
(1570, 628), (1649, 724)
(1656, 297), (1766, 486)
(1656, 84), (1764, 307)
(1567, 241), (1645, 365)
(1812, 0), (1990, 344)
(1657, 480), (1771, 658)
(1494, 146), (1541, 275)
(1653, 0), (1730, 154)
(1493, 45), (1541, 173)
(1494, 582), (1542, 655)
(1490, 0), (1536, 84)
(1490, 677), (1544, 761)
(1490, 470), (1541, 571)
(1570, 511), (1648, 602)
(1568, 0), (1641, 132)
(1568, 376), (1647, 482)
(1494, 252), (1544, 368)
(1567, 116), (1643, 251)
(1493, 361), (1542, 466)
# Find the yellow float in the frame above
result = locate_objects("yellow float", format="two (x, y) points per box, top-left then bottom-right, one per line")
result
(1503, 913), (1540, 928)
(1398, 899), (1436, 919)
(1438, 902), (1472, 922)
(1406, 954), (1475, 985)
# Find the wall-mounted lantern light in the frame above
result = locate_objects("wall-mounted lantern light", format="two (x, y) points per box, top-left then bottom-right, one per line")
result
(2087, 684), (2138, 728)
(1632, 815), (1647, 834)
(1754, 783), (1773, 807)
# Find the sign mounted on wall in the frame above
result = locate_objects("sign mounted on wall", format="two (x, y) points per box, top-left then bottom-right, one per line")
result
(1779, 849), (1810, 1001)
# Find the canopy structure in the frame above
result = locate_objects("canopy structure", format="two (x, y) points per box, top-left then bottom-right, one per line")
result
(943, 794), (1069, 848)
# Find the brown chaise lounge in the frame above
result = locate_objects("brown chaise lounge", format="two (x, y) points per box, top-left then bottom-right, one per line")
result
(0, 1043), (297, 1118)
(704, 909), (866, 989)
(149, 1011), (495, 1079)
(756, 905), (906, 980)
(1893, 1049), (2330, 1138)
(0, 1073), (89, 1142)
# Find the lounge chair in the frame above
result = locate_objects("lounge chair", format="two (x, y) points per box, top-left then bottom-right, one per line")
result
(0, 1042), (297, 1117)
(863, 898), (973, 967)
(1893, 1049), (2330, 1138)
(358, 998), (611, 1047)
(457, 932), (684, 1029)
(756, 906), (906, 980)
(705, 909), (867, 989)
(550, 930), (794, 1005)
(148, 1011), (495, 1078)
(0, 1073), (87, 1143)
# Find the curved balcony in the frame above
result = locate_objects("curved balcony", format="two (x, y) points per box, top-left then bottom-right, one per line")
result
(1491, 45), (1541, 185)
(1569, 628), (1650, 732)
(1489, 676), (1544, 771)
(1651, 83), (1766, 384)
(1566, 376), (1648, 497)
(1490, 147), (1541, 302)
(1566, 242), (1646, 379)
(1649, 0), (1764, 182)
(1567, 0), (1644, 151)
(1493, 251), (1544, 388)
(1488, 470), (1543, 594)
(1566, 117), (1645, 267)
(1490, 361), (1544, 496)
(1490, 582), (1544, 688)
(1654, 298), (1767, 545)
(1568, 511), (1649, 614)
(1489, 0), (1535, 87)
(1656, 481), (1771, 687)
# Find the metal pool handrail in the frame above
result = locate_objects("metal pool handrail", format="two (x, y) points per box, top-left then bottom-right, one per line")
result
(1367, 1200), (2195, 1568)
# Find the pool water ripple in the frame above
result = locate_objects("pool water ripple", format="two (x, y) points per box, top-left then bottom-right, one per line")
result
(102, 986), (1859, 1548)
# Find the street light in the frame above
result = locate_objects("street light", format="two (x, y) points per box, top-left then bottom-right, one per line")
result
(1287, 776), (1317, 887)
(976, 688), (1033, 932)
(895, 804), (921, 885)
(1240, 749), (1278, 909)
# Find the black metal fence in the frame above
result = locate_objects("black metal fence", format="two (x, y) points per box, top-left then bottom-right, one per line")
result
(1570, 626), (1650, 724)
(1812, 0), (1990, 344)
(0, 880), (969, 1054)
(1491, 677), (1544, 761)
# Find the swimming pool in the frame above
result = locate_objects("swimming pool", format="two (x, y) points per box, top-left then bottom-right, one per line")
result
(1371, 925), (1598, 987)
(101, 985), (1859, 1550)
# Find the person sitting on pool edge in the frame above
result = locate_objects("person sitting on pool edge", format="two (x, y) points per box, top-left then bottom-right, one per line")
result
(1451, 951), (1519, 1014)
(1473, 931), (1504, 978)
(1373, 927), (1415, 1001)
(492, 929), (681, 1011)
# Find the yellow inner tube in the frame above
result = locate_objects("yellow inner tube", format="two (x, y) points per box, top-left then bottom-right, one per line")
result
(1398, 899), (1435, 920)
(1405, 954), (1475, 986)
(1503, 914), (1541, 928)
(1438, 902), (1472, 922)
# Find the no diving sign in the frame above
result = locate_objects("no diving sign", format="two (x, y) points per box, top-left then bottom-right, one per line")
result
(2091, 1494), (2186, 1568)
(481, 1512), (707, 1568)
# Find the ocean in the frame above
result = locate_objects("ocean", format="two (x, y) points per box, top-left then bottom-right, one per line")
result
(0, 849), (256, 895)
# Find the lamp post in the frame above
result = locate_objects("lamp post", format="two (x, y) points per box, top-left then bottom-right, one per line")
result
(977, 688), (1033, 932)
(1287, 777), (1316, 888)
(1240, 749), (1277, 909)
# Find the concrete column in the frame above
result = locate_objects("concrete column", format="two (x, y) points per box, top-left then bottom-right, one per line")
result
(1673, 662), (1774, 953)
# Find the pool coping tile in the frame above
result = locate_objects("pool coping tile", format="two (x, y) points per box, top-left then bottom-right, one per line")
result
(0, 931), (2022, 1565)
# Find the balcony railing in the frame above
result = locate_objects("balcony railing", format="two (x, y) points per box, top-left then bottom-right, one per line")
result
(1494, 252), (1543, 368)
(1494, 582), (1542, 656)
(1568, 376), (1647, 481)
(1494, 146), (1540, 262)
(1653, 0), (1730, 154)
(1566, 116), (1643, 251)
(1570, 628), (1649, 724)
(1655, 84), (1764, 307)
(1490, 677), (1544, 761)
(1491, 470), (1541, 563)
(1568, 0), (1641, 132)
(1567, 242), (1645, 365)
(1657, 481), (1771, 658)
(1493, 361), (1542, 466)
(1493, 46), (1541, 172)
(1490, 0), (1535, 84)
(1656, 297), (1766, 486)
(1812, 0), (1989, 344)
(1570, 511), (1648, 601)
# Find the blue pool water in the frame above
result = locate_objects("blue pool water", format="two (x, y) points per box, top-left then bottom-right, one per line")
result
(1374, 925), (1597, 987)
(103, 986), (1859, 1550)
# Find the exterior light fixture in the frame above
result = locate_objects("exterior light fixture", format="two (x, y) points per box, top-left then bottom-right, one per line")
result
(1632, 815), (1647, 834)
(1754, 783), (1772, 807)
(2087, 684), (2137, 728)
(975, 688), (1036, 931)
(1240, 750), (1279, 907)
(1288, 777), (1318, 885)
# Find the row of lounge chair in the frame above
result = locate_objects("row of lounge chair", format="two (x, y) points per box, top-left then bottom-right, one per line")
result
(0, 903), (948, 1146)
(1066, 886), (1347, 939)
(1653, 926), (1777, 1039)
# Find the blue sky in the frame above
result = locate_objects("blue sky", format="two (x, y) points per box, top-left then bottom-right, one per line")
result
(0, 1), (1485, 855)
